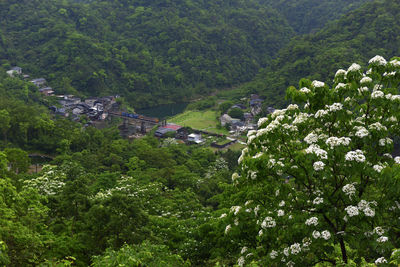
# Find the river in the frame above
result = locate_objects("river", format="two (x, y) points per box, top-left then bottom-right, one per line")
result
(136, 102), (189, 120)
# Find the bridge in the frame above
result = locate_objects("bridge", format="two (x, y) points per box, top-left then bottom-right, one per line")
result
(108, 112), (165, 134)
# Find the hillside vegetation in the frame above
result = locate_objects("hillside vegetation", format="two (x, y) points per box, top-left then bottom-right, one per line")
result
(244, 0), (400, 108)
(0, 0), (292, 108)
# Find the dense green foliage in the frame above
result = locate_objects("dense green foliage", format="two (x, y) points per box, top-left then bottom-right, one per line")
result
(259, 0), (372, 34)
(243, 0), (400, 108)
(0, 0), (293, 108)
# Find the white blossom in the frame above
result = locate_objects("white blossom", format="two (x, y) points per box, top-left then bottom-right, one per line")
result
(290, 243), (301, 255)
(369, 122), (387, 131)
(371, 90), (384, 99)
(390, 59), (400, 67)
(225, 224), (231, 234)
(342, 183), (356, 198)
(326, 103), (343, 112)
(277, 210), (285, 216)
(241, 247), (248, 254)
(376, 236), (388, 243)
(369, 55), (387, 66)
(358, 86), (369, 94)
(312, 230), (321, 239)
(300, 87), (311, 94)
(395, 157), (400, 164)
(313, 197), (324, 205)
(360, 76), (372, 84)
(313, 161), (325, 171)
(345, 150), (365, 162)
(261, 217), (276, 228)
(321, 230), (331, 240)
(363, 207), (375, 217)
(304, 132), (319, 144)
(348, 63), (361, 72)
(270, 250), (278, 259)
(315, 109), (329, 118)
(373, 164), (384, 173)
(257, 117), (268, 127)
(305, 144), (328, 159)
(231, 206), (241, 216)
(237, 256), (245, 267)
(374, 227), (385, 236)
(379, 137), (393, 146)
(312, 80), (325, 88)
(326, 136), (351, 149)
(354, 126), (369, 138)
(335, 83), (347, 90)
(305, 217), (318, 226)
(335, 69), (347, 77)
(375, 257), (387, 264)
(345, 206), (359, 217)
(279, 200), (285, 207)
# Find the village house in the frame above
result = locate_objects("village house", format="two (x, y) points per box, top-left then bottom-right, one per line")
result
(154, 123), (183, 138)
(220, 113), (233, 126)
(30, 78), (47, 87)
(187, 133), (203, 144)
(6, 66), (22, 77)
(39, 87), (54, 96)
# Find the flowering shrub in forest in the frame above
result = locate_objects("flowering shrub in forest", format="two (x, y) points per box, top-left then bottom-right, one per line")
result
(225, 56), (400, 266)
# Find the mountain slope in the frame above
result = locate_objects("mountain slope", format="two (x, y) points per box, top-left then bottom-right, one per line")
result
(245, 0), (400, 107)
(259, 0), (372, 34)
(0, 0), (293, 108)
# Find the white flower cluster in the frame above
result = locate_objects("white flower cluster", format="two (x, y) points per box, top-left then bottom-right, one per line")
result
(313, 161), (325, 171)
(321, 230), (331, 240)
(369, 55), (387, 66)
(342, 183), (356, 198)
(374, 226), (385, 236)
(373, 164), (385, 173)
(360, 76), (372, 84)
(305, 217), (318, 226)
(326, 103), (343, 112)
(225, 224), (231, 234)
(300, 87), (311, 94)
(315, 109), (329, 118)
(379, 137), (393, 146)
(335, 69), (347, 77)
(231, 206), (241, 216)
(345, 205), (359, 217)
(371, 90), (384, 99)
(354, 126), (369, 138)
(304, 132), (319, 144)
(345, 150), (366, 162)
(369, 122), (387, 132)
(335, 83), (347, 90)
(377, 236), (388, 243)
(358, 86), (369, 95)
(257, 117), (268, 127)
(375, 257), (387, 265)
(270, 250), (278, 259)
(325, 136), (351, 149)
(293, 113), (309, 125)
(395, 157), (400, 164)
(312, 230), (330, 240)
(305, 144), (328, 159)
(390, 59), (400, 67)
(313, 197), (324, 205)
(290, 243), (301, 255)
(277, 209), (285, 216)
(348, 63), (361, 72)
(261, 216), (276, 228)
(312, 80), (325, 88)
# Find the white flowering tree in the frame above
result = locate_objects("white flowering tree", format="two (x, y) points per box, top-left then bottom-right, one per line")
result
(225, 56), (400, 266)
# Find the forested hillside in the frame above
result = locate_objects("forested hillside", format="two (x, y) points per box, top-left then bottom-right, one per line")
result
(259, 0), (372, 34)
(0, 0), (292, 108)
(244, 0), (400, 108)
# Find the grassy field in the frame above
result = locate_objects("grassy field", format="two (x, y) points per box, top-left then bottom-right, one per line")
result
(169, 110), (228, 134)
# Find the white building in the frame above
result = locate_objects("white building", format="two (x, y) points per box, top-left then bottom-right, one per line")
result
(187, 133), (203, 144)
